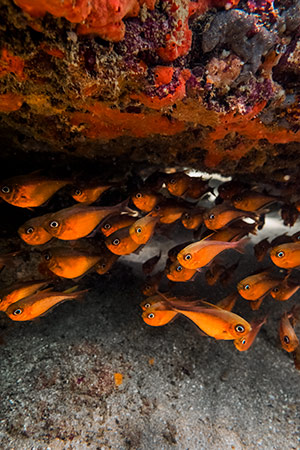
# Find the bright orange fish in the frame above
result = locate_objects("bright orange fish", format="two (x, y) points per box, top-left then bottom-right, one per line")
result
(94, 248), (119, 275)
(234, 316), (267, 351)
(129, 214), (159, 245)
(5, 287), (87, 321)
(0, 280), (49, 312)
(105, 227), (140, 255)
(166, 172), (191, 197)
(181, 208), (205, 230)
(18, 213), (53, 245)
(166, 259), (197, 282)
(42, 247), (102, 279)
(100, 214), (136, 237)
(151, 199), (190, 224)
(132, 190), (162, 212)
(237, 270), (282, 301)
(165, 299), (251, 340)
(177, 238), (247, 270)
(71, 183), (112, 204)
(279, 312), (299, 352)
(203, 204), (258, 230)
(142, 252), (161, 275)
(43, 201), (128, 240)
(270, 242), (300, 269)
(270, 278), (300, 301)
(142, 307), (178, 326)
(0, 173), (69, 208)
(232, 191), (280, 212)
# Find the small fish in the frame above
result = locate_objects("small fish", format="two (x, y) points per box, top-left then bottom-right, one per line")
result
(216, 292), (238, 312)
(132, 190), (162, 212)
(129, 214), (159, 245)
(234, 316), (267, 351)
(203, 204), (258, 230)
(279, 312), (299, 352)
(232, 191), (280, 212)
(202, 222), (257, 242)
(142, 306), (178, 327)
(181, 208), (205, 230)
(151, 199), (191, 224)
(237, 270), (282, 301)
(105, 227), (140, 255)
(142, 252), (161, 275)
(186, 178), (212, 200)
(166, 259), (197, 282)
(140, 294), (166, 311)
(166, 172), (191, 197)
(5, 287), (87, 321)
(270, 278), (300, 301)
(42, 247), (102, 279)
(142, 271), (164, 296)
(177, 238), (248, 270)
(254, 238), (271, 262)
(164, 299), (251, 340)
(270, 242), (300, 269)
(18, 213), (53, 245)
(0, 172), (69, 208)
(0, 280), (49, 312)
(100, 214), (136, 237)
(218, 181), (250, 200)
(43, 200), (128, 240)
(71, 182), (112, 204)
(94, 248), (119, 275)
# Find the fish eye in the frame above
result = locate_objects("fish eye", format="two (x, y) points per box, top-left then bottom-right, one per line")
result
(283, 335), (290, 344)
(26, 227), (34, 234)
(235, 324), (245, 333)
(244, 284), (250, 290)
(1, 185), (10, 194)
(183, 213), (190, 220)
(112, 238), (120, 246)
(276, 251), (285, 258)
(13, 308), (23, 315)
(176, 265), (183, 272)
(74, 189), (82, 196)
(49, 221), (59, 228)
(241, 339), (246, 345)
(103, 223), (111, 230)
(44, 252), (51, 261)
(144, 303), (151, 308)
(136, 227), (142, 234)
(273, 287), (279, 293)
(209, 214), (215, 220)
(170, 178), (176, 184)
(235, 196), (241, 202)
(184, 253), (192, 261)
(135, 193), (142, 199)
(154, 205), (160, 211)
(147, 313), (155, 319)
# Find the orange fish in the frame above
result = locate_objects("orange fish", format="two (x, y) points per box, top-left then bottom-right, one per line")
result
(166, 259), (197, 282)
(181, 208), (205, 229)
(151, 199), (190, 224)
(43, 201), (128, 240)
(270, 242), (300, 269)
(167, 241), (193, 262)
(94, 248), (119, 275)
(142, 252), (161, 275)
(254, 238), (271, 262)
(5, 287), (87, 321)
(100, 214), (136, 237)
(142, 307), (178, 327)
(186, 178), (212, 199)
(18, 213), (53, 245)
(132, 190), (162, 212)
(129, 214), (159, 245)
(142, 271), (164, 296)
(140, 294), (166, 311)
(71, 183), (112, 204)
(105, 227), (140, 255)
(166, 172), (191, 197)
(0, 173), (69, 208)
(237, 270), (282, 301)
(216, 292), (238, 311)
(270, 278), (300, 301)
(0, 280), (49, 312)
(42, 247), (102, 279)
(203, 204), (258, 230)
(165, 299), (251, 340)
(232, 191), (280, 212)
(279, 312), (299, 352)
(177, 238), (247, 270)
(234, 316), (267, 351)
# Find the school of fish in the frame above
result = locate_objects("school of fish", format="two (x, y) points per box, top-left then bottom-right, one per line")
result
(0, 170), (299, 369)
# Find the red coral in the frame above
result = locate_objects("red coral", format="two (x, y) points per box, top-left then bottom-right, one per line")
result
(0, 93), (24, 112)
(0, 48), (26, 81)
(69, 101), (184, 139)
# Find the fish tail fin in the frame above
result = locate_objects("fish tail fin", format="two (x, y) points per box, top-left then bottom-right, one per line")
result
(233, 237), (251, 254)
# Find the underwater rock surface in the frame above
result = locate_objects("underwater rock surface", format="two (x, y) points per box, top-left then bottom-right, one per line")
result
(0, 0), (299, 176)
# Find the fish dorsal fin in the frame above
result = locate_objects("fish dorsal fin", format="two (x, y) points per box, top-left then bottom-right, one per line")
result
(201, 233), (215, 241)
